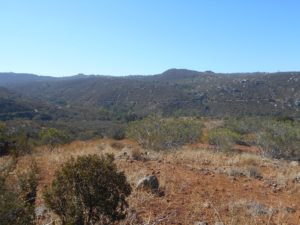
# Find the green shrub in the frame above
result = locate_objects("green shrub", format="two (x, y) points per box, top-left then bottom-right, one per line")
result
(223, 117), (300, 159)
(225, 117), (264, 135)
(39, 128), (70, 148)
(208, 128), (241, 152)
(10, 132), (32, 156)
(97, 106), (139, 122)
(0, 123), (32, 156)
(127, 116), (203, 151)
(256, 121), (300, 159)
(0, 162), (38, 225)
(0, 122), (6, 140)
(107, 125), (126, 140)
(97, 107), (113, 120)
(43, 154), (132, 225)
(0, 122), (9, 156)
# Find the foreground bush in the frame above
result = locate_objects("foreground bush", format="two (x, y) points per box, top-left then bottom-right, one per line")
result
(43, 154), (132, 225)
(127, 116), (203, 151)
(0, 162), (38, 225)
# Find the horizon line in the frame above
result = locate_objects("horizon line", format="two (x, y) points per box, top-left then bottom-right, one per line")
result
(1, 68), (300, 78)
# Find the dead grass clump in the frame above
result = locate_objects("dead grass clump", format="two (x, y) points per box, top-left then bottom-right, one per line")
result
(291, 172), (300, 183)
(227, 168), (246, 177)
(228, 199), (273, 220)
(238, 153), (261, 166)
(246, 201), (274, 216)
(97, 143), (107, 151)
(226, 166), (262, 179)
(246, 166), (263, 179)
(226, 153), (264, 167)
(110, 141), (125, 150)
(131, 148), (144, 161)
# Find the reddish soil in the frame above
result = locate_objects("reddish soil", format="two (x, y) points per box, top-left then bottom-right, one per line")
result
(15, 139), (300, 225)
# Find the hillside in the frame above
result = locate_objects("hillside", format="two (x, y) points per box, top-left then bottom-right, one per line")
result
(0, 87), (75, 123)
(0, 73), (59, 87)
(1, 69), (300, 141)
(0, 87), (40, 120)
(1, 69), (300, 118)
(1, 70), (300, 224)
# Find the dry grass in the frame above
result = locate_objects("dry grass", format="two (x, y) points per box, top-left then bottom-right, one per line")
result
(1, 138), (300, 225)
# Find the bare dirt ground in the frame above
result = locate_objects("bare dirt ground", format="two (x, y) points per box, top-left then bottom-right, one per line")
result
(9, 139), (300, 225)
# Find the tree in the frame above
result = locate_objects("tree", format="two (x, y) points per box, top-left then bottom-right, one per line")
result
(43, 154), (132, 225)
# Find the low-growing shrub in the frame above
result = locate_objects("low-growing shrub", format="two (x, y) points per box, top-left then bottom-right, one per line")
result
(39, 128), (70, 148)
(218, 117), (300, 159)
(0, 123), (32, 156)
(131, 148), (144, 161)
(256, 121), (300, 159)
(0, 162), (38, 225)
(9, 132), (32, 156)
(246, 166), (263, 179)
(107, 125), (126, 140)
(0, 122), (10, 156)
(43, 154), (132, 225)
(225, 117), (263, 135)
(208, 128), (241, 152)
(127, 116), (203, 151)
(110, 141), (125, 150)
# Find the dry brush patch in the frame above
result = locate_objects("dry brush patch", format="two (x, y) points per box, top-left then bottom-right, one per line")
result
(1, 139), (300, 225)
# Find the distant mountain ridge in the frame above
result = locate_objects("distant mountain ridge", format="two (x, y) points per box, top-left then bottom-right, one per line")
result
(1, 69), (300, 118)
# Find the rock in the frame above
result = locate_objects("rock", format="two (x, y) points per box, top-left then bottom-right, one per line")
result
(136, 175), (159, 192)
(194, 222), (208, 225)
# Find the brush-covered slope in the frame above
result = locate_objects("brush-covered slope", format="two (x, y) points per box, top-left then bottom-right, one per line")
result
(1, 69), (300, 117)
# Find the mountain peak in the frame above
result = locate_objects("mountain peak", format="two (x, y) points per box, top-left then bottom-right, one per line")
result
(159, 68), (205, 80)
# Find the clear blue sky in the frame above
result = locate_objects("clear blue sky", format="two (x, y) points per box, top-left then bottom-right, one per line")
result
(0, 0), (299, 76)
